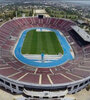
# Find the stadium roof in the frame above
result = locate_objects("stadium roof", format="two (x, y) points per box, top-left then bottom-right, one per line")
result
(71, 25), (90, 42)
(77, 20), (85, 24)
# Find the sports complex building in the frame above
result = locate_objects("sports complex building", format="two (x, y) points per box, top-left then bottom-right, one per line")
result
(0, 16), (90, 99)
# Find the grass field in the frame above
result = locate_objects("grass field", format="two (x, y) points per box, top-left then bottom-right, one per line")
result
(21, 29), (63, 54)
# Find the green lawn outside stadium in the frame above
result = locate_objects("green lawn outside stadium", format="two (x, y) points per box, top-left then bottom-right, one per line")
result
(21, 29), (63, 54)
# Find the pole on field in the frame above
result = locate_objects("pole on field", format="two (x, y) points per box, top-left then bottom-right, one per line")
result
(41, 53), (44, 62)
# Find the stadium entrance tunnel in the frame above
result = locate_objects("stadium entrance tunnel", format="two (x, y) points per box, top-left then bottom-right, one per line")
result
(14, 27), (74, 68)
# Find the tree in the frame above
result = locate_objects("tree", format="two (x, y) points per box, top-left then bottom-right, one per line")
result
(86, 85), (90, 91)
(29, 11), (32, 16)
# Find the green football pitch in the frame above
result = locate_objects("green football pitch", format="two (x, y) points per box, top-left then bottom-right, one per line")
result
(21, 29), (63, 54)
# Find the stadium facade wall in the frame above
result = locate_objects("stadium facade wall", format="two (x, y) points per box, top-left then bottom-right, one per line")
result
(0, 75), (90, 96)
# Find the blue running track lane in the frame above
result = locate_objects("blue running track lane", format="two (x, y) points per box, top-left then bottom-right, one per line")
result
(14, 27), (74, 68)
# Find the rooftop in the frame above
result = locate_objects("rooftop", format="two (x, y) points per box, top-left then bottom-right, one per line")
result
(71, 25), (90, 42)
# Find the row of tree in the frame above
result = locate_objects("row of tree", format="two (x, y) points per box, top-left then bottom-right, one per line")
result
(0, 8), (34, 21)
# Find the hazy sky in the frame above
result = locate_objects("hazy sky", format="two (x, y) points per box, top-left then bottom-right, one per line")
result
(0, 0), (90, 3)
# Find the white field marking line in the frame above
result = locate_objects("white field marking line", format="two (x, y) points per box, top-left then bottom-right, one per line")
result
(60, 73), (74, 82)
(79, 65), (90, 69)
(34, 68), (38, 74)
(8, 71), (21, 78)
(60, 66), (70, 71)
(66, 72), (83, 79)
(0, 67), (12, 70)
(17, 73), (29, 81)
(23, 54), (62, 60)
(50, 69), (54, 74)
(0, 64), (8, 67)
(75, 68), (90, 72)
(47, 75), (53, 85)
(39, 74), (42, 85)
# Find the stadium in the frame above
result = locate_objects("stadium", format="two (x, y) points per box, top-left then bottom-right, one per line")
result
(0, 16), (90, 99)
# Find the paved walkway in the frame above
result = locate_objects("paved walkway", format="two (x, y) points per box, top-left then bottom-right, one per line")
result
(73, 89), (90, 100)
